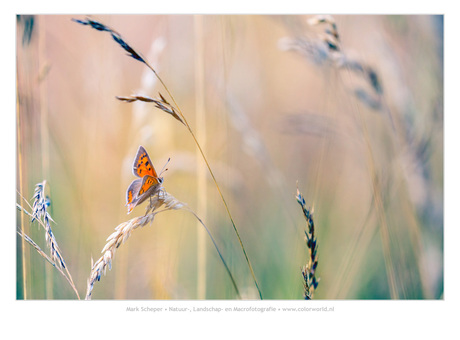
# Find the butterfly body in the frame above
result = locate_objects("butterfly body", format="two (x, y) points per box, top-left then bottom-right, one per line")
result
(126, 146), (163, 213)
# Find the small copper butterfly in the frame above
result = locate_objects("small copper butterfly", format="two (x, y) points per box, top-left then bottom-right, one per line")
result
(126, 146), (164, 214)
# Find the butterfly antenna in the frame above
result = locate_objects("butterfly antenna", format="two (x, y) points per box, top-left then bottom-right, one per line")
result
(159, 157), (171, 177)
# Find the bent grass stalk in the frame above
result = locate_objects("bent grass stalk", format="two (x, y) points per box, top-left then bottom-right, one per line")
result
(16, 225), (79, 297)
(85, 188), (240, 300)
(16, 226), (55, 267)
(73, 17), (262, 299)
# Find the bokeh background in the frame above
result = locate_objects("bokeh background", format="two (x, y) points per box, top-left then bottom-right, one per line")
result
(16, 14), (443, 299)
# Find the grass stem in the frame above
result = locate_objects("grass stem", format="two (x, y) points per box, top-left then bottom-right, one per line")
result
(73, 17), (263, 299)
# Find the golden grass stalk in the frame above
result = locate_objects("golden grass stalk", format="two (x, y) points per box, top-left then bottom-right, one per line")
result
(296, 187), (319, 299)
(16, 83), (27, 299)
(16, 183), (80, 299)
(194, 14), (207, 299)
(85, 188), (241, 300)
(73, 17), (262, 299)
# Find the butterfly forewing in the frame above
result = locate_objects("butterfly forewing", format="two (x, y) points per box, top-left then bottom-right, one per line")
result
(132, 146), (158, 178)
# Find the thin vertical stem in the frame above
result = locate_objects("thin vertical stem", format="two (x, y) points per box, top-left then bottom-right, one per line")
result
(16, 85), (27, 300)
(38, 17), (54, 300)
(344, 70), (399, 299)
(320, 18), (400, 298)
(194, 15), (207, 299)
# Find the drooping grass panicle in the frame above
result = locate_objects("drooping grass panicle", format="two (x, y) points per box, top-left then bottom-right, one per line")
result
(296, 187), (319, 300)
(307, 14), (340, 52)
(309, 14), (384, 104)
(280, 15), (384, 113)
(85, 188), (240, 300)
(74, 17), (262, 299)
(310, 15), (384, 104)
(72, 17), (145, 63)
(116, 93), (185, 125)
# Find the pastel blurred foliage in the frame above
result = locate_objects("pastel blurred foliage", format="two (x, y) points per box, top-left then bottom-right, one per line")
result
(16, 15), (443, 299)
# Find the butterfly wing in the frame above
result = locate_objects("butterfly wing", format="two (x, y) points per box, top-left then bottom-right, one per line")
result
(132, 146), (158, 178)
(127, 176), (162, 213)
(127, 146), (163, 214)
(126, 178), (142, 213)
(138, 175), (160, 196)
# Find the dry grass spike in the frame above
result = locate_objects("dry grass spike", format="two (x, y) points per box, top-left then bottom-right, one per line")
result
(86, 186), (241, 300)
(296, 186), (319, 299)
(17, 181), (80, 299)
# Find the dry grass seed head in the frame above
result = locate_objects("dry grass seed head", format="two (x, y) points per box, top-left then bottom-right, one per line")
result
(85, 190), (184, 299)
(296, 187), (320, 300)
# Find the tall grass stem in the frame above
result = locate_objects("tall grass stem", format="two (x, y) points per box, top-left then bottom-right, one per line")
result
(194, 15), (207, 299)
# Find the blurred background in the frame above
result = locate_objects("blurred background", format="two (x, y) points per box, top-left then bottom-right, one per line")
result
(16, 14), (443, 300)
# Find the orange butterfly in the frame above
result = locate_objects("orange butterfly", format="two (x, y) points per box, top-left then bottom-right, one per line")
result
(126, 146), (164, 214)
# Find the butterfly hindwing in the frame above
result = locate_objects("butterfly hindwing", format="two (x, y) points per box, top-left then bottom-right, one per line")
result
(126, 178), (142, 205)
(138, 175), (160, 196)
(126, 178), (143, 213)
